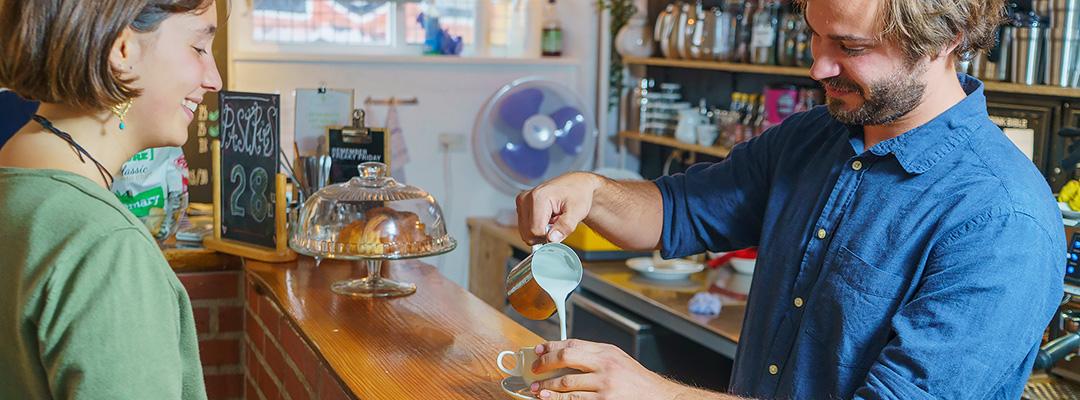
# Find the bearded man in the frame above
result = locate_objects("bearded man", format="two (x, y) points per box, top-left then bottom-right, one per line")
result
(512, 0), (1065, 398)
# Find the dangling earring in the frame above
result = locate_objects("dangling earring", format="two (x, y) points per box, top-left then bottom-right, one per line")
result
(111, 100), (132, 130)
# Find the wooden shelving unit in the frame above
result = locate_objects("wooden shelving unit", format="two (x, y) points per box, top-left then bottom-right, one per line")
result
(618, 130), (731, 158)
(623, 56), (1080, 98)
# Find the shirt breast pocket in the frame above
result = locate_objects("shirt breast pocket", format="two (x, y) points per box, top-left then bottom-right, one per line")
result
(806, 246), (906, 369)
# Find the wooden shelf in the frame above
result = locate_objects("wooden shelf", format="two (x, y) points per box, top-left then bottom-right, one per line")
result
(618, 130), (731, 158)
(982, 80), (1080, 98)
(623, 56), (810, 78)
(623, 56), (1080, 98)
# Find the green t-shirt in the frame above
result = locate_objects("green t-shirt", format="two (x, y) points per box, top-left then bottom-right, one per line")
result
(0, 168), (206, 399)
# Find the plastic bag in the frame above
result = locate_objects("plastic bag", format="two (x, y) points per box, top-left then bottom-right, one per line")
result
(111, 147), (190, 243)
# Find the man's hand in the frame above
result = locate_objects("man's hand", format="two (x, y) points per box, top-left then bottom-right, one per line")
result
(516, 172), (604, 245)
(527, 339), (698, 400)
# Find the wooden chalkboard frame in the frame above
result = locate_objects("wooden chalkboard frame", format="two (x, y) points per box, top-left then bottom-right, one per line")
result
(204, 140), (295, 262)
(203, 88), (296, 263)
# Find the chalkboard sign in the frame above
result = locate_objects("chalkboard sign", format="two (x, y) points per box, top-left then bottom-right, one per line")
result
(218, 91), (280, 249)
(328, 124), (390, 184)
(183, 97), (219, 203)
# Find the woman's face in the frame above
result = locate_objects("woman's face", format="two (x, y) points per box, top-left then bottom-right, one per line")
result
(121, 2), (222, 148)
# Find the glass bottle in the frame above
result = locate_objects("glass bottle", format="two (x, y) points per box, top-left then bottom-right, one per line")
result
(750, 0), (780, 65)
(541, 0), (563, 57)
(732, 0), (756, 63)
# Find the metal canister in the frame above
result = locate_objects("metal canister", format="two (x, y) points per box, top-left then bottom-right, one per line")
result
(707, 7), (731, 61)
(676, 2), (693, 59)
(978, 26), (1014, 81)
(1012, 25), (1046, 85)
(688, 0), (708, 60)
(1049, 28), (1080, 86)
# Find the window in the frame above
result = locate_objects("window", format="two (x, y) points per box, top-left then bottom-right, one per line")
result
(238, 0), (533, 58)
(250, 0), (477, 53)
(253, 0), (393, 45)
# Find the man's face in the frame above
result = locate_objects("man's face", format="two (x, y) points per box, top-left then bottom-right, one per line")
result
(805, 0), (928, 126)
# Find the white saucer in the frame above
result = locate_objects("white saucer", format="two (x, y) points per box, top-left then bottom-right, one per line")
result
(1061, 202), (1080, 220)
(626, 257), (704, 280)
(501, 376), (535, 399)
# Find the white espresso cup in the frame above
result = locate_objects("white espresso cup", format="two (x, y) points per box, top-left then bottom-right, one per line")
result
(497, 347), (574, 384)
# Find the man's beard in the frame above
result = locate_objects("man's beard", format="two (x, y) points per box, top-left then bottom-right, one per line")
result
(822, 62), (928, 126)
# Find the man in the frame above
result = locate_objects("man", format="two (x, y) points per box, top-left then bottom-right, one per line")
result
(514, 0), (1064, 399)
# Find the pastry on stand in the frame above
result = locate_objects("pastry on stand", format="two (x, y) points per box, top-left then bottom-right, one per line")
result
(289, 162), (455, 297)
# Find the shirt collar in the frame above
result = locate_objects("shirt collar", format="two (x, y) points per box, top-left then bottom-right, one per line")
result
(850, 74), (987, 174)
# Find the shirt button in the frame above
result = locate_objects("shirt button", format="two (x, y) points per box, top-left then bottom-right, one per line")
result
(794, 297), (804, 308)
(816, 228), (827, 239)
(769, 364), (779, 375)
(852, 160), (863, 171)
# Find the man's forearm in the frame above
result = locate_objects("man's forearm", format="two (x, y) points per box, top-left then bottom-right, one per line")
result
(672, 384), (748, 400)
(583, 175), (664, 251)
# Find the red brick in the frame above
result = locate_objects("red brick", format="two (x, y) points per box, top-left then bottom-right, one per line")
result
(192, 306), (211, 335)
(261, 363), (282, 400)
(246, 309), (264, 354)
(280, 325), (318, 387)
(245, 342), (257, 379)
(204, 373), (243, 400)
(199, 338), (241, 367)
(257, 295), (281, 340)
(219, 305), (243, 333)
(318, 369), (350, 400)
(282, 365), (310, 400)
(245, 375), (261, 400)
(246, 278), (259, 315)
(263, 341), (288, 386)
(179, 271), (240, 300)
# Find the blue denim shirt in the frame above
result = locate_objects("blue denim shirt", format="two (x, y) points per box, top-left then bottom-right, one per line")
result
(655, 75), (1064, 399)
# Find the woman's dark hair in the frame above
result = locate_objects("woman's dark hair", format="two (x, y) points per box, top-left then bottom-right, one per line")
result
(0, 0), (214, 110)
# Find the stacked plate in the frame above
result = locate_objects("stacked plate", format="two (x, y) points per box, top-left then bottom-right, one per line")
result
(626, 257), (704, 280)
(640, 83), (688, 137)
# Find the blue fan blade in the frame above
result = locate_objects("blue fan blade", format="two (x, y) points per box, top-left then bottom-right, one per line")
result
(550, 106), (586, 155)
(499, 88), (545, 132)
(499, 141), (549, 180)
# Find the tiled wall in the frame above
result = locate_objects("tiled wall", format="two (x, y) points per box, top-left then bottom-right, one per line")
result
(244, 276), (352, 400)
(177, 270), (245, 400)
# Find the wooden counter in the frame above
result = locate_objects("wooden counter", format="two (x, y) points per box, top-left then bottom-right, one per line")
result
(245, 257), (544, 399)
(162, 242), (242, 272)
(578, 261), (743, 357)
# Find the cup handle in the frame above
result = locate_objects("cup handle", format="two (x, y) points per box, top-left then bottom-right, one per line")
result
(497, 351), (521, 376)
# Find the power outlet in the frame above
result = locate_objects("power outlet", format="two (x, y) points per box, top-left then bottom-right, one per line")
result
(439, 133), (467, 152)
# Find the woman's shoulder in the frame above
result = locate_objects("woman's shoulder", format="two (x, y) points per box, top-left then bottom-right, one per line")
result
(0, 168), (149, 235)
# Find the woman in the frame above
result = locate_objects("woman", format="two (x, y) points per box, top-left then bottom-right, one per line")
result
(0, 0), (222, 398)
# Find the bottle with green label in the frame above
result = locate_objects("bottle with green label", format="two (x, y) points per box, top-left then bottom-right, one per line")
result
(541, 0), (563, 57)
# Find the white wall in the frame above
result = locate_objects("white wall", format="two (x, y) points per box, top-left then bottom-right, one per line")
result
(229, 1), (600, 286)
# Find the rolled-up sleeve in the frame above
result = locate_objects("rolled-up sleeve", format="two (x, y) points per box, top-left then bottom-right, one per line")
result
(854, 210), (1064, 400)
(653, 127), (782, 258)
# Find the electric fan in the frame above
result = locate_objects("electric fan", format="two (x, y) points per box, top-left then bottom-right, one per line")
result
(473, 77), (597, 195)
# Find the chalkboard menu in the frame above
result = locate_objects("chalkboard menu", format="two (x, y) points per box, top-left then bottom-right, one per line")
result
(218, 91), (279, 249)
(328, 126), (390, 183)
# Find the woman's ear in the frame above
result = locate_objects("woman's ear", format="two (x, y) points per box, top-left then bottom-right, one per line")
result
(108, 27), (140, 78)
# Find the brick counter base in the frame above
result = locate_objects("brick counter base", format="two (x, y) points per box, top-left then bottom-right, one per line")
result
(177, 270), (244, 400)
(244, 276), (351, 400)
